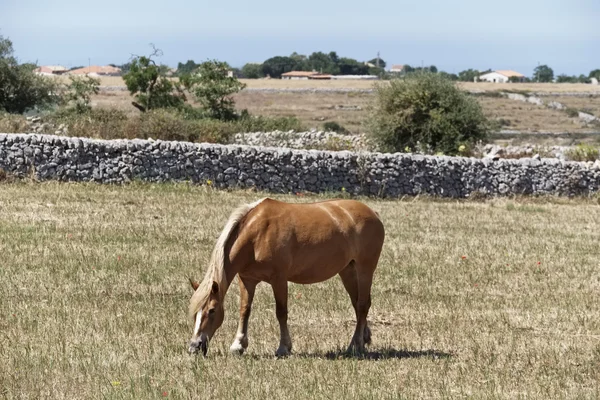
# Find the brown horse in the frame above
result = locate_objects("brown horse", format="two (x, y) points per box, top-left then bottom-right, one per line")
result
(187, 197), (385, 357)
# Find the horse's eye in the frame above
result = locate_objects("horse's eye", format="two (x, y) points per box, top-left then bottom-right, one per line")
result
(208, 308), (215, 315)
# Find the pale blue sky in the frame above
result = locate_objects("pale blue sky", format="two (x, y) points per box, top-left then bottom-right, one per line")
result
(1, 0), (598, 76)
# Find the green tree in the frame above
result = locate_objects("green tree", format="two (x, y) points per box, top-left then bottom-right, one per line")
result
(181, 60), (246, 121)
(241, 63), (264, 79)
(0, 35), (60, 114)
(337, 58), (369, 75)
(261, 56), (305, 78)
(368, 58), (386, 69)
(177, 60), (200, 75)
(439, 71), (458, 81)
(533, 64), (554, 83)
(308, 51), (339, 74)
(589, 69), (600, 80)
(367, 72), (489, 155)
(458, 69), (480, 82)
(122, 45), (186, 112)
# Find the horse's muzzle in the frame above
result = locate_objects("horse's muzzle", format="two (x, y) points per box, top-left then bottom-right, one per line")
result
(189, 338), (208, 356)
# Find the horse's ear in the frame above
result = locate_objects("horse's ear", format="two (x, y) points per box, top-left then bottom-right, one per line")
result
(189, 278), (199, 291)
(211, 281), (219, 295)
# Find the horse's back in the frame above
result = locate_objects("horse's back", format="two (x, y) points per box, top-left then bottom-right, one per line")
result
(238, 198), (384, 283)
(251, 197), (384, 250)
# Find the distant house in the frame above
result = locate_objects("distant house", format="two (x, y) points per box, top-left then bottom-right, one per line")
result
(389, 64), (405, 73)
(479, 70), (525, 83)
(68, 65), (122, 77)
(281, 71), (319, 80)
(34, 66), (67, 76)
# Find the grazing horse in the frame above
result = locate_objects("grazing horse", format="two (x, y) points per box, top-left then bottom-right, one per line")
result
(187, 197), (385, 357)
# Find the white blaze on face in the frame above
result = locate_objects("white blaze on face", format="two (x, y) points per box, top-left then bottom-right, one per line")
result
(194, 313), (202, 336)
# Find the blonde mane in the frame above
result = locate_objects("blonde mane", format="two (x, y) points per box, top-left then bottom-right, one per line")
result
(189, 198), (266, 320)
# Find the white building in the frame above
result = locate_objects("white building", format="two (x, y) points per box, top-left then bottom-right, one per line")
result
(389, 64), (405, 73)
(34, 66), (67, 76)
(479, 70), (525, 83)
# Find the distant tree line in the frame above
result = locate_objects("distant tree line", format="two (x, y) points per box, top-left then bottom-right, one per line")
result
(166, 51), (600, 84)
(234, 52), (387, 79)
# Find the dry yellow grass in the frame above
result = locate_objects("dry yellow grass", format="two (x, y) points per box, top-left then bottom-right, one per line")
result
(476, 96), (593, 133)
(86, 76), (600, 94)
(1, 182), (600, 399)
(90, 90), (598, 135)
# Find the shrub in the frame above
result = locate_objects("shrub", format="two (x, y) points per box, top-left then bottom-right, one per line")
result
(124, 109), (235, 144)
(366, 72), (489, 155)
(565, 144), (599, 162)
(311, 136), (355, 151)
(323, 121), (349, 134)
(565, 108), (579, 118)
(49, 108), (129, 139)
(0, 113), (28, 133)
(235, 114), (305, 132)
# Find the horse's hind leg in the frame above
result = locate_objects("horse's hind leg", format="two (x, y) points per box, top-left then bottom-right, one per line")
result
(346, 259), (377, 355)
(230, 276), (258, 355)
(272, 278), (293, 357)
(339, 262), (372, 346)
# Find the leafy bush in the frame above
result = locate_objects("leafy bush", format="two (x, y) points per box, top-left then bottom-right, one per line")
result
(366, 72), (489, 155)
(323, 121), (349, 134)
(0, 35), (60, 114)
(565, 144), (599, 162)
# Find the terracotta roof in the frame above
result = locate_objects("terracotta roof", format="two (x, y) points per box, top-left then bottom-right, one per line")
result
(495, 70), (524, 78)
(390, 64), (404, 70)
(281, 71), (318, 77)
(35, 66), (67, 74)
(68, 65), (122, 75)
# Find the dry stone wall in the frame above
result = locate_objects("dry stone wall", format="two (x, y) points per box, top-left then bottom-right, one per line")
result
(1, 133), (600, 198)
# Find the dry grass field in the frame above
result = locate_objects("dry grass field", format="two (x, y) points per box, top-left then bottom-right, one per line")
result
(92, 76), (600, 94)
(1, 182), (600, 399)
(90, 89), (599, 136)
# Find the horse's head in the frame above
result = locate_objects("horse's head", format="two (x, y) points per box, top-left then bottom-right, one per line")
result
(188, 279), (224, 356)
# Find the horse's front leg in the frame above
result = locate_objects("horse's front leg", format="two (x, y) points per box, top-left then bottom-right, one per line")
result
(230, 276), (258, 355)
(272, 279), (292, 357)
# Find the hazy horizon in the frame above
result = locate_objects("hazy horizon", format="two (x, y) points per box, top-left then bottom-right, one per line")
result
(2, 0), (598, 77)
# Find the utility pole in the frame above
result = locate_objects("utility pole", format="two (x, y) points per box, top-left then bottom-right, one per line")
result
(376, 51), (380, 68)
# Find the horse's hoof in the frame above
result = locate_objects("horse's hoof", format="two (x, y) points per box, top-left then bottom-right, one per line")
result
(345, 344), (366, 357)
(229, 341), (246, 356)
(275, 346), (291, 358)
